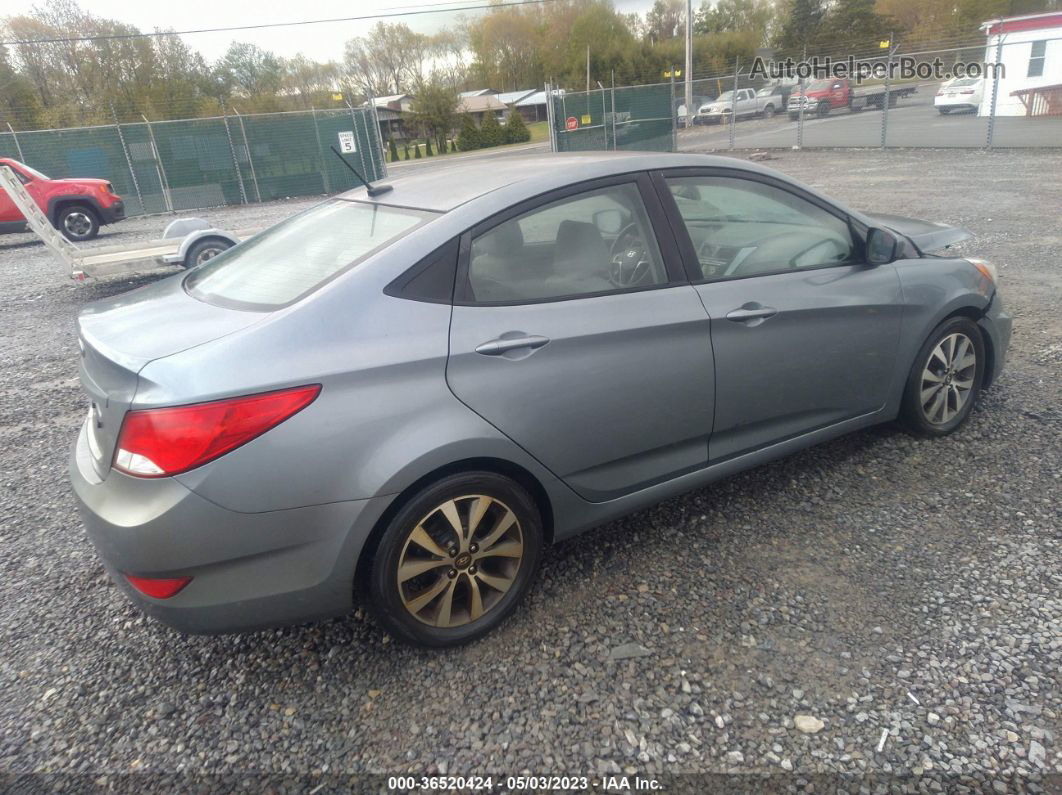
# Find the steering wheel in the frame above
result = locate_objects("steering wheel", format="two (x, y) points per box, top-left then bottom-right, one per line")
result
(608, 223), (653, 288)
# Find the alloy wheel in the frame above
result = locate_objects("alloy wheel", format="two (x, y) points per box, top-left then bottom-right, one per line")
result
(920, 332), (977, 424)
(396, 495), (524, 628)
(196, 246), (224, 265)
(63, 210), (93, 237)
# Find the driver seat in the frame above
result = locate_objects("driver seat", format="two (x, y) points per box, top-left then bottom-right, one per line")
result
(546, 220), (611, 295)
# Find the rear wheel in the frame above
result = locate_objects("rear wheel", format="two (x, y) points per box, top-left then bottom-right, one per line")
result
(901, 317), (984, 437)
(938, 107), (951, 114)
(762, 104), (775, 119)
(58, 204), (99, 241)
(367, 472), (543, 647)
(817, 103), (830, 117)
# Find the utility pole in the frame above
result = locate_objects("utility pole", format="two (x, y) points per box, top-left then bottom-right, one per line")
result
(684, 0), (693, 129)
(586, 45), (591, 93)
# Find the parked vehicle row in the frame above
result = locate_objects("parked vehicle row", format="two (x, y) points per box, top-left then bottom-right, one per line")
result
(787, 78), (918, 120)
(695, 86), (793, 124)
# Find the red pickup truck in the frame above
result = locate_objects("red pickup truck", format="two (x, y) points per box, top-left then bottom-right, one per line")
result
(787, 78), (917, 120)
(0, 158), (125, 241)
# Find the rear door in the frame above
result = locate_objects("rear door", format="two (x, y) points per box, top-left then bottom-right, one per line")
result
(656, 168), (903, 461)
(446, 174), (714, 502)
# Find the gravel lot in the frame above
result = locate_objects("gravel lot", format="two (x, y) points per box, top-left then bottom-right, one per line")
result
(0, 149), (1059, 791)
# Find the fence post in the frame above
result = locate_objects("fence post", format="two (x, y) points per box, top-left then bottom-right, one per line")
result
(310, 107), (331, 195)
(221, 107), (248, 205)
(611, 70), (617, 152)
(232, 107), (261, 203)
(140, 113), (174, 213)
(109, 104), (145, 216)
(797, 45), (806, 150)
(601, 85), (608, 150)
(366, 92), (387, 178)
(670, 70), (677, 152)
(346, 101), (372, 186)
(5, 122), (25, 161)
(545, 81), (556, 152)
(986, 35), (1005, 151)
(729, 58), (739, 150)
(880, 38), (897, 150)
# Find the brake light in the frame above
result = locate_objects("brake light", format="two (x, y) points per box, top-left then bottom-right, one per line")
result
(125, 574), (192, 599)
(113, 385), (320, 477)
(960, 89), (975, 95)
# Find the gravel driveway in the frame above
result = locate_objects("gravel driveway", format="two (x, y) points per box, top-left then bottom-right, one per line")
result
(0, 149), (1058, 791)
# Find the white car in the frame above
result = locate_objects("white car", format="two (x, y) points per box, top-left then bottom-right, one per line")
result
(935, 77), (983, 114)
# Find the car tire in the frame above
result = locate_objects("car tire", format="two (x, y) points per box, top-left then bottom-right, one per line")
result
(762, 104), (775, 119)
(366, 471), (544, 647)
(57, 204), (99, 241)
(900, 316), (985, 437)
(818, 103), (830, 118)
(938, 107), (951, 114)
(182, 237), (234, 269)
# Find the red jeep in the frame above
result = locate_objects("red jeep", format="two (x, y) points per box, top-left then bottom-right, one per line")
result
(0, 158), (125, 241)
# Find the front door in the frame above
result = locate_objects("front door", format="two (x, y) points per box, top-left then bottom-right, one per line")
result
(447, 176), (715, 502)
(658, 170), (903, 461)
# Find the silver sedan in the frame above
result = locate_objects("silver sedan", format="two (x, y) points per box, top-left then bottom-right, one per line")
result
(70, 153), (1011, 647)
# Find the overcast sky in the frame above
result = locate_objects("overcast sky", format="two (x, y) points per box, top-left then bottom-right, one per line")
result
(4, 0), (658, 63)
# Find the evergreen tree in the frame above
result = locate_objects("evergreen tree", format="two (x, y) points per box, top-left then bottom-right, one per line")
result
(479, 111), (504, 148)
(403, 141), (410, 159)
(775, 0), (825, 54)
(414, 141), (422, 158)
(456, 113), (482, 150)
(388, 137), (399, 161)
(425, 135), (434, 156)
(503, 111), (531, 144)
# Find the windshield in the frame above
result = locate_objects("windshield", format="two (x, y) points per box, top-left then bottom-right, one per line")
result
(805, 80), (834, 92)
(715, 91), (734, 102)
(948, 77), (980, 87)
(756, 87), (776, 97)
(185, 199), (434, 310)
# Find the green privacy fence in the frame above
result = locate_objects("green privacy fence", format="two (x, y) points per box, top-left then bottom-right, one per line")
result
(550, 82), (674, 153)
(0, 107), (386, 217)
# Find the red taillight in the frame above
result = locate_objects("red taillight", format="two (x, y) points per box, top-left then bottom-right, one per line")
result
(125, 574), (192, 599)
(960, 89), (974, 95)
(113, 384), (320, 477)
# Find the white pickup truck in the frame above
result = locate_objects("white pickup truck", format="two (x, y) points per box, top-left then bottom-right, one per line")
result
(695, 87), (788, 124)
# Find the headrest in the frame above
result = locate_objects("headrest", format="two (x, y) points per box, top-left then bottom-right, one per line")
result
(476, 221), (524, 257)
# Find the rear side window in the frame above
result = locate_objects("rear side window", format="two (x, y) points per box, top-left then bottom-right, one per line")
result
(186, 200), (433, 310)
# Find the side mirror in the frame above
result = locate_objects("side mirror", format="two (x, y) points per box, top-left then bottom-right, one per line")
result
(593, 208), (624, 235)
(866, 227), (898, 265)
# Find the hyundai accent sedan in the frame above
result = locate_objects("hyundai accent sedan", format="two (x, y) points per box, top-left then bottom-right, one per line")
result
(70, 152), (1011, 647)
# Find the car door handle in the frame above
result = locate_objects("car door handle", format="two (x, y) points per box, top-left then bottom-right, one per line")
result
(475, 334), (550, 356)
(726, 304), (778, 323)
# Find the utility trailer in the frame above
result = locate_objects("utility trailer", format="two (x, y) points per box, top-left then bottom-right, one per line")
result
(0, 164), (256, 280)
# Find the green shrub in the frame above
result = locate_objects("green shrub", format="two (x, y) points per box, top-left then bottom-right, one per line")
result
(503, 111), (531, 144)
(414, 142), (422, 158)
(456, 114), (481, 151)
(403, 142), (410, 159)
(479, 111), (504, 147)
(388, 138), (399, 161)
(425, 136), (434, 156)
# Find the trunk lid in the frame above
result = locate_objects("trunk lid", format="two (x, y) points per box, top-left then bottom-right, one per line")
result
(76, 276), (265, 478)
(862, 212), (973, 253)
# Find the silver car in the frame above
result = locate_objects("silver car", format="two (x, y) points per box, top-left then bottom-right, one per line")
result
(70, 153), (1011, 647)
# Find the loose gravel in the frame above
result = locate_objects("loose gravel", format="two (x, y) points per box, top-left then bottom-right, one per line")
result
(0, 149), (1059, 790)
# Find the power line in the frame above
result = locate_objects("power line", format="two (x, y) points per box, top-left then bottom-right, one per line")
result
(0, 0), (559, 47)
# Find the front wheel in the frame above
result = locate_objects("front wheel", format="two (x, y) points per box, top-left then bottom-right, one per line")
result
(938, 107), (951, 115)
(762, 104), (775, 119)
(58, 204), (99, 241)
(900, 317), (985, 437)
(182, 237), (233, 269)
(367, 472), (543, 647)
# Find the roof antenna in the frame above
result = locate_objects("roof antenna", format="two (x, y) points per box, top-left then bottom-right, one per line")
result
(329, 145), (393, 198)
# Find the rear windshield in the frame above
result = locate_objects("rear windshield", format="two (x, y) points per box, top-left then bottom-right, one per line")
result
(185, 199), (433, 310)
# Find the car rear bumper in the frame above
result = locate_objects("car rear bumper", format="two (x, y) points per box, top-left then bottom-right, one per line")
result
(69, 421), (390, 634)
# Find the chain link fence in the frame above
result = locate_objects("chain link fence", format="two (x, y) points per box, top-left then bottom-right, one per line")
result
(550, 36), (1062, 155)
(0, 107), (386, 217)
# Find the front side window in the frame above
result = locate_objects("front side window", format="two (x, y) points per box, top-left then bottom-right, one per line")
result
(467, 182), (668, 302)
(186, 199), (433, 310)
(666, 175), (855, 281)
(1028, 40), (1046, 78)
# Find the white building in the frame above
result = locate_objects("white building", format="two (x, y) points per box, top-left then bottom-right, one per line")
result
(980, 11), (1062, 116)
